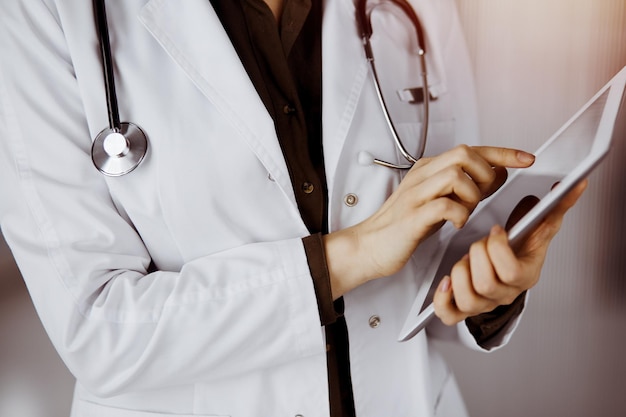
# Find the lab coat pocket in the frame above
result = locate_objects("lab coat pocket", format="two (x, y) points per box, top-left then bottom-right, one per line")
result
(73, 400), (230, 417)
(393, 119), (456, 161)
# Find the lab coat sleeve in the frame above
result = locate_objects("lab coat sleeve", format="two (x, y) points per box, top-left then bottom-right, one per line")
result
(426, 292), (528, 351)
(0, 0), (325, 397)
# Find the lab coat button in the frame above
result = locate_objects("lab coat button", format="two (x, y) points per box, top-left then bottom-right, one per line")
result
(369, 315), (381, 328)
(283, 104), (296, 115)
(302, 182), (315, 194)
(344, 193), (358, 207)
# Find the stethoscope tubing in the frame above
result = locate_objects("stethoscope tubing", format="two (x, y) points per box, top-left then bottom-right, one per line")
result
(356, 0), (431, 169)
(93, 0), (121, 132)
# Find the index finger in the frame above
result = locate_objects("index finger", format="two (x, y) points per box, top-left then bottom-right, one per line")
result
(472, 146), (536, 169)
(465, 146), (534, 198)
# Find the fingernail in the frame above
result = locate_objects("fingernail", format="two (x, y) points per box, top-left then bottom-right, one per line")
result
(439, 276), (451, 292)
(517, 151), (535, 164)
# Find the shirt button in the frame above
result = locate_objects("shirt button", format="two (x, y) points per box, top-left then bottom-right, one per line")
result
(302, 182), (315, 194)
(283, 103), (296, 115)
(344, 193), (358, 207)
(369, 315), (381, 328)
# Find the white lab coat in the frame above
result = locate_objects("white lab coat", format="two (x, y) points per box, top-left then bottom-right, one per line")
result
(0, 1), (521, 416)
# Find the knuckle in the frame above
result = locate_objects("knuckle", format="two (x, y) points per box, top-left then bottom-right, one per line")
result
(455, 143), (472, 155)
(497, 263), (523, 285)
(452, 144), (472, 162)
(484, 165), (497, 183)
(498, 271), (515, 286)
(474, 279), (498, 299)
(453, 295), (474, 315)
(445, 166), (464, 182)
(436, 197), (455, 213)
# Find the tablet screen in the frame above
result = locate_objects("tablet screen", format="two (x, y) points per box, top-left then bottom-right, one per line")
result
(467, 87), (612, 248)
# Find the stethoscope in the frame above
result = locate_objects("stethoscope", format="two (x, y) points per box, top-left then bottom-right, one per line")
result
(356, 0), (431, 170)
(89, 0), (430, 176)
(91, 0), (148, 177)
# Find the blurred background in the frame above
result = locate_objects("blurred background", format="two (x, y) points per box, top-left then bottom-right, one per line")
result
(1, 0), (625, 416)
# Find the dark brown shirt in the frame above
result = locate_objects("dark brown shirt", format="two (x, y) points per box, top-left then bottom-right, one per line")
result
(208, 1), (353, 415)
(207, 1), (524, 416)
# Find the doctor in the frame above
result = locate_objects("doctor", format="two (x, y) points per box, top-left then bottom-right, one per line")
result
(0, 1), (585, 416)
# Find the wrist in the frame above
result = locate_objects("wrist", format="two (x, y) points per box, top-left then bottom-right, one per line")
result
(323, 227), (378, 299)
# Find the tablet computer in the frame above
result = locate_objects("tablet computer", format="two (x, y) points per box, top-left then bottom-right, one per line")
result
(398, 65), (626, 342)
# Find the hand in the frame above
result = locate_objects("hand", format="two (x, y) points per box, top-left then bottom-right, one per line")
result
(324, 145), (537, 299)
(433, 179), (588, 325)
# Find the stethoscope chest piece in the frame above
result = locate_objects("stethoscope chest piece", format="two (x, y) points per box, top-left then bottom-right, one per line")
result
(91, 122), (148, 176)
(91, 0), (149, 177)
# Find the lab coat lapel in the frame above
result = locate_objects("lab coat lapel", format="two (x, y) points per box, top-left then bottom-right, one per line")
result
(138, 0), (297, 206)
(321, 0), (369, 187)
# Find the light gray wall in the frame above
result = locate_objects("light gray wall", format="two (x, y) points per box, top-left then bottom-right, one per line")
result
(437, 1), (626, 417)
(1, 1), (625, 417)
(0, 236), (74, 417)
